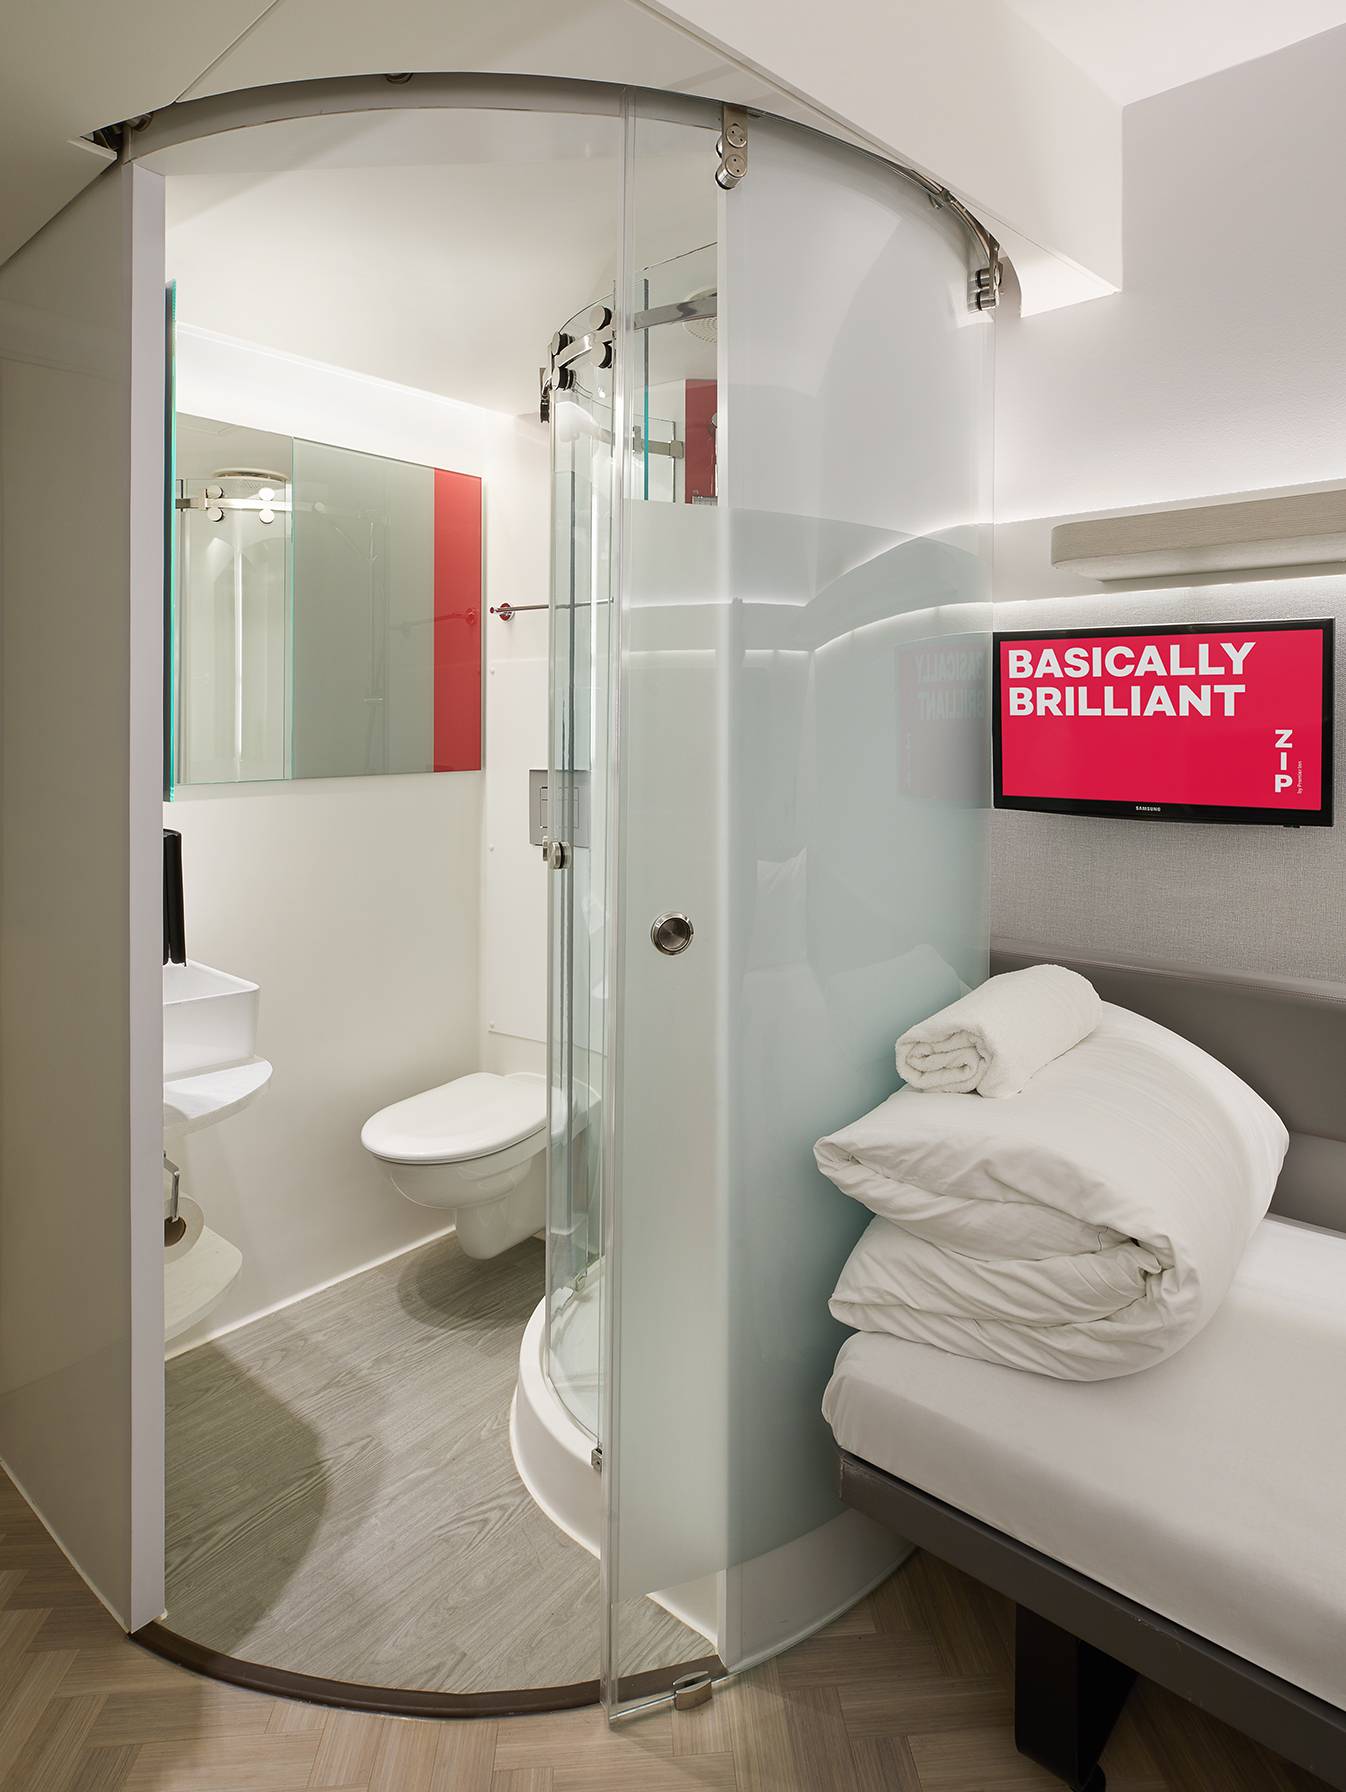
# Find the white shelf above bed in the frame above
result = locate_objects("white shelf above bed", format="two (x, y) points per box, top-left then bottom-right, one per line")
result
(1050, 487), (1346, 581)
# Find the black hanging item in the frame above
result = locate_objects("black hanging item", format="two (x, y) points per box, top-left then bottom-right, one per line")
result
(163, 828), (187, 966)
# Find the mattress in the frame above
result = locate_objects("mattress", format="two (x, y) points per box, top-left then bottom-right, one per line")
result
(823, 1216), (1346, 1712)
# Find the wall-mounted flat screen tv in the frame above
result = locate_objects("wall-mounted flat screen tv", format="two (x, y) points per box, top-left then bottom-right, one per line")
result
(993, 619), (1334, 826)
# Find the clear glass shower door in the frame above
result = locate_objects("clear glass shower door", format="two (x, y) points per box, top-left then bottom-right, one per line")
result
(603, 98), (995, 1712)
(544, 306), (616, 1441)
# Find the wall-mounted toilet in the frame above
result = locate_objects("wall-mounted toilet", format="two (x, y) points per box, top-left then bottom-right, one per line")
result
(362, 1072), (547, 1259)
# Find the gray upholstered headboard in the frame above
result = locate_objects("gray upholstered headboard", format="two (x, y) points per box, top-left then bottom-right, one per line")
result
(991, 940), (1346, 1232)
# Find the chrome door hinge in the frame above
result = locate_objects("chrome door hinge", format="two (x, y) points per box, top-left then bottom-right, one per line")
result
(972, 257), (1002, 311)
(540, 304), (615, 420)
(591, 1444), (604, 1472)
(673, 1670), (714, 1710)
(716, 106), (749, 189)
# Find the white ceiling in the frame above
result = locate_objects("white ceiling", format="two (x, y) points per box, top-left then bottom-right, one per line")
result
(0, 0), (809, 268)
(0, 0), (274, 263)
(161, 107), (716, 415)
(1006, 0), (1346, 104)
(9, 0), (1346, 315)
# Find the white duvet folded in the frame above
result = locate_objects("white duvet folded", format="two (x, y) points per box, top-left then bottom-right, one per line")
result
(895, 962), (1101, 1097)
(818, 1004), (1288, 1379)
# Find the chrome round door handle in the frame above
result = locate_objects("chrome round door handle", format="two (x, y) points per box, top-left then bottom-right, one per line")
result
(651, 911), (694, 955)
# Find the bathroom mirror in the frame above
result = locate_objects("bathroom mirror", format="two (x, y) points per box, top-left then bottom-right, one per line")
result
(169, 413), (483, 790)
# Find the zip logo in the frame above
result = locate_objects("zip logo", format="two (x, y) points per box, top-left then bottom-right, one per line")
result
(1273, 727), (1296, 795)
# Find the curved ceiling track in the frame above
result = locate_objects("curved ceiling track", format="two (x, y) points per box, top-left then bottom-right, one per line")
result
(119, 71), (1001, 298)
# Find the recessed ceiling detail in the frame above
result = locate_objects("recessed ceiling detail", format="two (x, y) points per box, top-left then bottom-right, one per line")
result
(1006, 0), (1346, 104)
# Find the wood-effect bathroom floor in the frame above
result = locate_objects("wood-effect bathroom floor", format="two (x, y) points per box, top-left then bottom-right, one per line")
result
(0, 1469), (1329, 1792)
(165, 1232), (702, 1693)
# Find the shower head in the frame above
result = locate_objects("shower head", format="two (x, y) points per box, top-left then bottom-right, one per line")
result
(681, 289), (718, 345)
(193, 469), (291, 525)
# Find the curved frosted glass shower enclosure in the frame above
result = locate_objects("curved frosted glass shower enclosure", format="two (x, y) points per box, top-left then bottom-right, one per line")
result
(133, 73), (994, 1716)
(538, 99), (996, 1711)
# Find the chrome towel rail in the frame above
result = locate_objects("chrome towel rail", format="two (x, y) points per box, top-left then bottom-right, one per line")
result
(489, 602), (549, 621)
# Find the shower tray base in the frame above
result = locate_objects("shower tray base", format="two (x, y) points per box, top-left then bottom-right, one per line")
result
(510, 1294), (907, 1669)
(510, 1292), (720, 1646)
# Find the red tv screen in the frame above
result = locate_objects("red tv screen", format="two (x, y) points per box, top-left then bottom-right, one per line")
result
(993, 620), (1334, 826)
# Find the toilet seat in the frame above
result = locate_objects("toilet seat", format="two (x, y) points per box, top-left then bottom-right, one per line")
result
(361, 1072), (546, 1167)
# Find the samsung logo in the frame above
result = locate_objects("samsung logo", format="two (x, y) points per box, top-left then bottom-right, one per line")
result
(1134, 804), (1162, 812)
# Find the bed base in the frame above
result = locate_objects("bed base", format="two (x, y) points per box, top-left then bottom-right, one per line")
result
(838, 1448), (1346, 1791)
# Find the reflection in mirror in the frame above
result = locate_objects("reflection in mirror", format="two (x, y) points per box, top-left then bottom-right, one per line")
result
(170, 413), (482, 790)
(630, 242), (718, 507)
(174, 416), (292, 786)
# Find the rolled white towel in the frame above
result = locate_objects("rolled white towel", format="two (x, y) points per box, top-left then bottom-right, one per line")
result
(895, 963), (1101, 1098)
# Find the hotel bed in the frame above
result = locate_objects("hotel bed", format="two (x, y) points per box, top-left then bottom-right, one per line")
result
(828, 944), (1346, 1791)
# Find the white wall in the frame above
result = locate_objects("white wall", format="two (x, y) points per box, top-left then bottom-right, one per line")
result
(0, 164), (165, 1628)
(170, 330), (551, 1344)
(992, 29), (1346, 980)
(167, 776), (481, 1347)
(997, 29), (1346, 523)
(482, 606), (550, 1074)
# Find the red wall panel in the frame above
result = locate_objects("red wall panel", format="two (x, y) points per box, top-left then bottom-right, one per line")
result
(684, 378), (717, 504)
(432, 468), (483, 772)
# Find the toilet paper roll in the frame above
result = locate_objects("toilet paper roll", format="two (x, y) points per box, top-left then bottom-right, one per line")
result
(165, 1195), (206, 1260)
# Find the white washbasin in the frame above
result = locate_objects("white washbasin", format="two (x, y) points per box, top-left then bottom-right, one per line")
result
(163, 960), (260, 1079)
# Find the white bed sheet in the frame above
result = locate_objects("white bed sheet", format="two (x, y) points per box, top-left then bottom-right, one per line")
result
(823, 1216), (1346, 1712)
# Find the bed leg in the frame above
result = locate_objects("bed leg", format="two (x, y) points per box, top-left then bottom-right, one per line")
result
(1014, 1604), (1136, 1792)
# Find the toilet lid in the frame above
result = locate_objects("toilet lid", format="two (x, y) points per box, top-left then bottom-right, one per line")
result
(361, 1072), (547, 1165)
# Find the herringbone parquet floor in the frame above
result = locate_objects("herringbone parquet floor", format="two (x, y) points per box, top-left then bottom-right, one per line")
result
(0, 1470), (1329, 1791)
